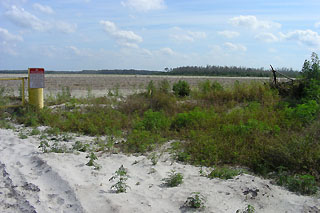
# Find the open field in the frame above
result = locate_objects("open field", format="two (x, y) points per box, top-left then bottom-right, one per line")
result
(0, 74), (273, 97)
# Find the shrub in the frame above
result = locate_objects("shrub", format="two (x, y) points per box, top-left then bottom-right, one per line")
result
(158, 79), (171, 94)
(123, 130), (165, 153)
(171, 107), (212, 130)
(184, 192), (206, 209)
(109, 165), (130, 193)
(162, 170), (183, 187)
(173, 80), (191, 97)
(135, 110), (170, 133)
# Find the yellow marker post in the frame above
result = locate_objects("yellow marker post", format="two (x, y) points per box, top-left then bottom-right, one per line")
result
(28, 68), (44, 109)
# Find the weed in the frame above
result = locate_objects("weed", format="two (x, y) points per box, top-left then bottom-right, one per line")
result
(236, 204), (255, 213)
(72, 141), (90, 152)
(18, 132), (28, 139)
(162, 170), (183, 187)
(109, 165), (130, 193)
(86, 152), (101, 170)
(184, 192), (206, 209)
(30, 128), (41, 136)
(148, 152), (159, 165)
(207, 167), (242, 180)
(39, 141), (49, 153)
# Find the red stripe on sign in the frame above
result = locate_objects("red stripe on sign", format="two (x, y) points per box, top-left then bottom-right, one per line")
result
(29, 68), (44, 74)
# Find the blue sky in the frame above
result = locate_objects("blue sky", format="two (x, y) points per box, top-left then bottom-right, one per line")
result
(1, 0), (320, 71)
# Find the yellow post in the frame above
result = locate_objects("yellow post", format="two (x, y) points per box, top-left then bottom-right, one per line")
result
(28, 68), (44, 109)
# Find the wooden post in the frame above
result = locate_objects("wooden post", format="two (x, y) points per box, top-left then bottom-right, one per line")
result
(270, 65), (277, 86)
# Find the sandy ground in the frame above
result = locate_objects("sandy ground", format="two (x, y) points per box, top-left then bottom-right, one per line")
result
(0, 74), (273, 98)
(0, 126), (319, 213)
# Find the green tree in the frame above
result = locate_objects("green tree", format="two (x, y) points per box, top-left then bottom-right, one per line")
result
(301, 52), (320, 80)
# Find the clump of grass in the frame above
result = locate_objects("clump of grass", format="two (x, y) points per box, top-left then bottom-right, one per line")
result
(162, 170), (183, 187)
(109, 165), (130, 193)
(183, 192), (206, 209)
(207, 167), (242, 180)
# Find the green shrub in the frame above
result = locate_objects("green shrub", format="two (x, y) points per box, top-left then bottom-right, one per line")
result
(135, 109), (170, 133)
(171, 108), (212, 130)
(123, 130), (165, 153)
(162, 170), (183, 187)
(173, 80), (191, 97)
(158, 79), (171, 94)
(109, 165), (130, 193)
(184, 192), (206, 209)
(276, 170), (318, 195)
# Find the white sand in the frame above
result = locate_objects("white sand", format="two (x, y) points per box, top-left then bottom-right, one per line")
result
(0, 127), (319, 213)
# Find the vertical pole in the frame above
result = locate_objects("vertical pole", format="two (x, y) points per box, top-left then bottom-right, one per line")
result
(28, 69), (44, 109)
(21, 78), (25, 106)
(270, 65), (277, 87)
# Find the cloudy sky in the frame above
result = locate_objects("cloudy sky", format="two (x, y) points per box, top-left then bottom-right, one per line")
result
(1, 0), (320, 71)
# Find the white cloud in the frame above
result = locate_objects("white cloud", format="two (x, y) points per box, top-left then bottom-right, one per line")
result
(121, 0), (165, 12)
(230, 15), (281, 30)
(160, 47), (175, 55)
(218, 31), (240, 39)
(171, 27), (206, 42)
(0, 27), (23, 42)
(315, 21), (320, 28)
(100, 20), (142, 48)
(0, 27), (23, 56)
(280, 29), (320, 49)
(5, 5), (49, 31)
(255, 32), (279, 42)
(223, 42), (247, 52)
(33, 3), (54, 14)
(55, 21), (77, 33)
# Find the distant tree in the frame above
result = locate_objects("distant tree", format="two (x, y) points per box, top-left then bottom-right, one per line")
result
(301, 52), (320, 80)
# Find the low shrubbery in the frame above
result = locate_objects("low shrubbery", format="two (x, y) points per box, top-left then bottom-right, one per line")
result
(2, 53), (320, 195)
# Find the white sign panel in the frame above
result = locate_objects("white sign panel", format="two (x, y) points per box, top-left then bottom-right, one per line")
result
(29, 68), (45, 88)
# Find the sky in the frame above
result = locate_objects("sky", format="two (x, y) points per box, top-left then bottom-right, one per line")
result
(1, 0), (320, 71)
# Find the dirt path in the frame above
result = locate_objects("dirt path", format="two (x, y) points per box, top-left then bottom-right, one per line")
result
(0, 129), (84, 213)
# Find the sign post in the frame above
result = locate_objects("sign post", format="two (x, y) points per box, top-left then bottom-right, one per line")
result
(28, 68), (44, 109)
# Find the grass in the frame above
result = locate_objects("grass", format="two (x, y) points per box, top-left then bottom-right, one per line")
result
(1, 68), (320, 195)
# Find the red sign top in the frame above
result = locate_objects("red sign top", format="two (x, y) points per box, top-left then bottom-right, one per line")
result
(29, 68), (44, 74)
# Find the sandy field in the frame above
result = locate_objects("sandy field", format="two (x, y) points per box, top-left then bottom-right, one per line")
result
(0, 74), (272, 98)
(0, 126), (319, 213)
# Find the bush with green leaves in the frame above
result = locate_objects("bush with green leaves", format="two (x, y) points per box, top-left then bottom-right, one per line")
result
(109, 165), (130, 193)
(275, 168), (318, 195)
(172, 80), (191, 97)
(184, 192), (206, 209)
(123, 130), (165, 153)
(162, 170), (183, 187)
(135, 109), (171, 133)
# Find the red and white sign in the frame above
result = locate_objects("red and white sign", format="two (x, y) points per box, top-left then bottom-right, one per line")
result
(29, 68), (45, 88)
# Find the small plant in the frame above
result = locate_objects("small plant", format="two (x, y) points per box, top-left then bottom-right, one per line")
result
(19, 132), (28, 139)
(86, 152), (101, 170)
(30, 128), (41, 136)
(172, 80), (191, 97)
(207, 167), (242, 180)
(109, 165), (130, 193)
(72, 141), (90, 152)
(236, 204), (255, 213)
(184, 192), (206, 209)
(162, 170), (183, 187)
(148, 152), (159, 165)
(39, 141), (49, 153)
